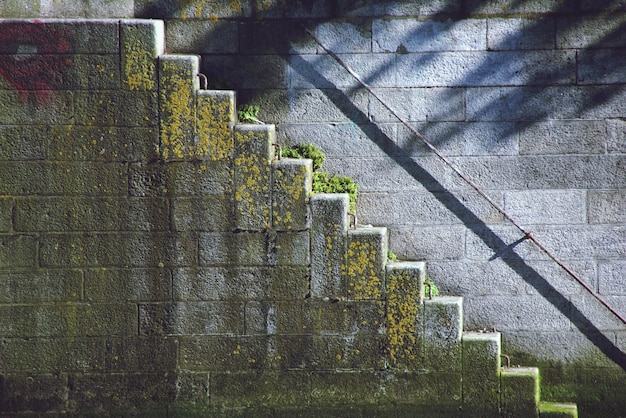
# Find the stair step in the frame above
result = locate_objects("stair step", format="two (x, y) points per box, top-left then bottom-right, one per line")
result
(196, 89), (236, 161)
(423, 296), (463, 373)
(233, 124), (275, 231)
(385, 261), (426, 369)
(346, 226), (388, 300)
(539, 402), (578, 418)
(462, 332), (501, 416)
(310, 193), (350, 298)
(271, 158), (313, 231)
(501, 366), (540, 417)
(158, 54), (201, 160)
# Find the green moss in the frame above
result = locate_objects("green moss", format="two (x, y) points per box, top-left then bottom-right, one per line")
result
(281, 143), (325, 171)
(282, 143), (357, 213)
(425, 277), (439, 297)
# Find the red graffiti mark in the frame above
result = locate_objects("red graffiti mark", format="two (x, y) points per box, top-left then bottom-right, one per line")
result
(0, 20), (73, 104)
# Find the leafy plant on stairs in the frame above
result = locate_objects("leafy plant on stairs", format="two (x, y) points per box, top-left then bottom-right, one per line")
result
(282, 143), (358, 214)
(237, 104), (264, 124)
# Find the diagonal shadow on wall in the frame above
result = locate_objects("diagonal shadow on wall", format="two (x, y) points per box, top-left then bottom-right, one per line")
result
(137, 0), (626, 369)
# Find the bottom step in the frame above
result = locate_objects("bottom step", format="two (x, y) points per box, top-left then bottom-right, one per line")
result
(539, 402), (578, 418)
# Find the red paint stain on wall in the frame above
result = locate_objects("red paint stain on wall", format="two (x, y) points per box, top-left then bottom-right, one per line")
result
(0, 20), (73, 104)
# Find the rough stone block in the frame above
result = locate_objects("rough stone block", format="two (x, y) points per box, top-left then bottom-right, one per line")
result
(199, 232), (267, 266)
(306, 336), (386, 371)
(0, 270), (82, 302)
(577, 48), (626, 85)
(277, 122), (395, 159)
(178, 336), (270, 372)
(599, 261), (626, 295)
(274, 231), (310, 266)
(467, 86), (626, 121)
(0, 234), (37, 268)
(143, 161), (232, 196)
(48, 126), (159, 161)
(588, 190), (626, 224)
(158, 55), (199, 160)
(466, 0), (573, 14)
(391, 226), (466, 261)
(369, 87), (465, 122)
(607, 118), (626, 153)
(557, 16), (626, 49)
(15, 197), (170, 232)
(172, 195), (233, 232)
(0, 197), (12, 232)
(121, 19), (164, 91)
(68, 373), (175, 414)
(385, 262), (425, 368)
(346, 227), (387, 300)
(210, 370), (311, 409)
(462, 332), (501, 416)
(464, 295), (571, 332)
(358, 190), (504, 227)
(74, 90), (158, 127)
(166, 20), (238, 54)
(0, 338), (105, 373)
(105, 337), (178, 372)
(40, 232), (198, 268)
(0, 303), (137, 337)
(239, 21), (317, 55)
(519, 120), (607, 155)
(244, 300), (305, 335)
(396, 121), (519, 157)
(426, 260), (527, 296)
(50, 54), (120, 90)
(336, 0), (462, 16)
(306, 299), (384, 336)
(487, 17), (555, 50)
(173, 266), (308, 301)
(423, 296), (463, 373)
(272, 159), (312, 231)
(379, 371), (462, 409)
(0, 90), (73, 125)
(84, 268), (171, 302)
(504, 189), (586, 225)
(249, 88), (370, 124)
(0, 126), (46, 160)
(0, 162), (128, 196)
(373, 18), (486, 52)
(0, 373), (68, 412)
(139, 301), (244, 336)
(289, 53), (395, 89)
(196, 90), (235, 161)
(500, 367), (540, 418)
(233, 125), (273, 230)
(396, 51), (575, 88)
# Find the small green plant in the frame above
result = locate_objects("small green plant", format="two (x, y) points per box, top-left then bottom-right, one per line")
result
(237, 104), (264, 124)
(282, 143), (358, 213)
(425, 277), (439, 297)
(312, 171), (358, 213)
(281, 143), (325, 171)
(387, 250), (398, 261)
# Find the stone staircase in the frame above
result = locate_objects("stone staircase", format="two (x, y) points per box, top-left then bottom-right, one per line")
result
(151, 23), (577, 416)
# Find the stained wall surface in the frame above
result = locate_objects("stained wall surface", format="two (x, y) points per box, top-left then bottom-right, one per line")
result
(0, 1), (625, 416)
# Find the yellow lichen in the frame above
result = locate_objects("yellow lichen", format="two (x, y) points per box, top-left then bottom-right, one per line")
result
(197, 94), (234, 160)
(160, 62), (195, 159)
(346, 240), (382, 300)
(386, 270), (420, 366)
(123, 30), (156, 91)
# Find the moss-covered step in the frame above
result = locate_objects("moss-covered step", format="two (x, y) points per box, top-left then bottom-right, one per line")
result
(501, 366), (540, 417)
(539, 401), (578, 418)
(462, 332), (501, 416)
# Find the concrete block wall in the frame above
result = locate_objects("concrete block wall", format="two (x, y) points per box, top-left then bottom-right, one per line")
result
(133, 2), (623, 415)
(0, 1), (624, 415)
